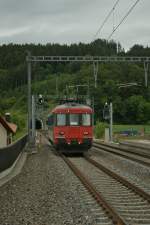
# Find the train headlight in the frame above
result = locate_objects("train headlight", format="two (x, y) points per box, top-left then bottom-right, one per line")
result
(59, 131), (65, 135)
(84, 131), (89, 135)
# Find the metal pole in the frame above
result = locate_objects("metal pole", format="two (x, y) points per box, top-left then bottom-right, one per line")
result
(56, 76), (58, 96)
(117, 42), (119, 54)
(66, 85), (68, 97)
(27, 51), (32, 142)
(110, 102), (113, 142)
(92, 97), (95, 125)
(77, 86), (79, 100)
(87, 80), (90, 97)
(32, 95), (35, 145)
(144, 62), (149, 87)
(93, 62), (98, 88)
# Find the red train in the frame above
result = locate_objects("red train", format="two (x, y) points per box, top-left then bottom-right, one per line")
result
(47, 102), (93, 152)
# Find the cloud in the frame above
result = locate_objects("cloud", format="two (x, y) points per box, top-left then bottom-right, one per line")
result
(0, 26), (31, 38)
(0, 0), (149, 50)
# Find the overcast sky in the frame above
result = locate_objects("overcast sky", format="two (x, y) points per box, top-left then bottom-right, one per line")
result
(0, 0), (149, 50)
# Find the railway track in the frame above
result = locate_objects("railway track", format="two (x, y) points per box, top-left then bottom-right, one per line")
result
(119, 141), (150, 156)
(93, 141), (150, 167)
(62, 154), (150, 225)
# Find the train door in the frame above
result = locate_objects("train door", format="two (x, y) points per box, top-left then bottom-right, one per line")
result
(68, 114), (81, 143)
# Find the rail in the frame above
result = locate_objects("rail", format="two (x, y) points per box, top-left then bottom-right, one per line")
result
(93, 141), (150, 167)
(62, 154), (126, 225)
(85, 156), (150, 202)
(119, 141), (150, 152)
(63, 154), (150, 224)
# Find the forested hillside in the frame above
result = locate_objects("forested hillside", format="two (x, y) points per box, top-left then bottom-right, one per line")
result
(0, 39), (150, 134)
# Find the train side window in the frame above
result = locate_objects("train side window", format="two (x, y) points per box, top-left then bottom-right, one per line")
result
(47, 115), (53, 126)
(82, 114), (91, 126)
(57, 114), (66, 126)
(70, 114), (79, 126)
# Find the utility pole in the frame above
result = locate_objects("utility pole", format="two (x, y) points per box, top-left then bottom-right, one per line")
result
(76, 85), (79, 99)
(117, 42), (120, 54)
(93, 62), (98, 88)
(66, 85), (69, 97)
(92, 97), (95, 125)
(144, 62), (149, 87)
(27, 51), (32, 142)
(31, 95), (35, 145)
(109, 102), (113, 142)
(103, 102), (113, 142)
(56, 76), (59, 96)
(87, 79), (90, 97)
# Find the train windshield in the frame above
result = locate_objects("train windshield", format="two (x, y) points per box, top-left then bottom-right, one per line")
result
(82, 114), (91, 126)
(69, 114), (79, 126)
(57, 114), (66, 126)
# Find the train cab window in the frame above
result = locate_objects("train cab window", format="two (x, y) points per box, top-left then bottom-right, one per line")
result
(56, 114), (66, 126)
(82, 114), (91, 126)
(69, 114), (79, 126)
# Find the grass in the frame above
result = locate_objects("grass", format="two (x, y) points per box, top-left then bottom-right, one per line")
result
(13, 128), (27, 141)
(113, 124), (150, 141)
(113, 124), (150, 135)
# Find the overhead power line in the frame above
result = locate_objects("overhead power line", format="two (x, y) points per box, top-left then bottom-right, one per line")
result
(93, 0), (120, 40)
(107, 0), (141, 40)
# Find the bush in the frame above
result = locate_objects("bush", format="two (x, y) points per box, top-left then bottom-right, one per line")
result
(94, 122), (108, 139)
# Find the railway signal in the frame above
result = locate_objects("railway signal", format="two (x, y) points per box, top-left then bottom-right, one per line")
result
(103, 102), (110, 120)
(38, 94), (44, 105)
(103, 102), (113, 142)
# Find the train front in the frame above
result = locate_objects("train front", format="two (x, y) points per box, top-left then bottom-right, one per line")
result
(49, 104), (93, 152)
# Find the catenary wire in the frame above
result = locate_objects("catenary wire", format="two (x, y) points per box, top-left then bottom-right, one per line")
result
(107, 0), (141, 40)
(93, 0), (120, 41)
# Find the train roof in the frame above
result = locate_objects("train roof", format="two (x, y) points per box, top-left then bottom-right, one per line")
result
(51, 103), (93, 113)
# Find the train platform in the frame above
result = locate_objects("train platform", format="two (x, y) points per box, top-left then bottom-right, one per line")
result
(0, 136), (95, 225)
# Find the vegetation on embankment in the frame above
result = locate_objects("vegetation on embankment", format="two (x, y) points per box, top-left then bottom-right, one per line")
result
(94, 122), (150, 140)
(0, 39), (150, 139)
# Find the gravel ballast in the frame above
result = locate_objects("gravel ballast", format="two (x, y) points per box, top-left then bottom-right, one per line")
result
(0, 138), (97, 225)
(91, 147), (150, 193)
